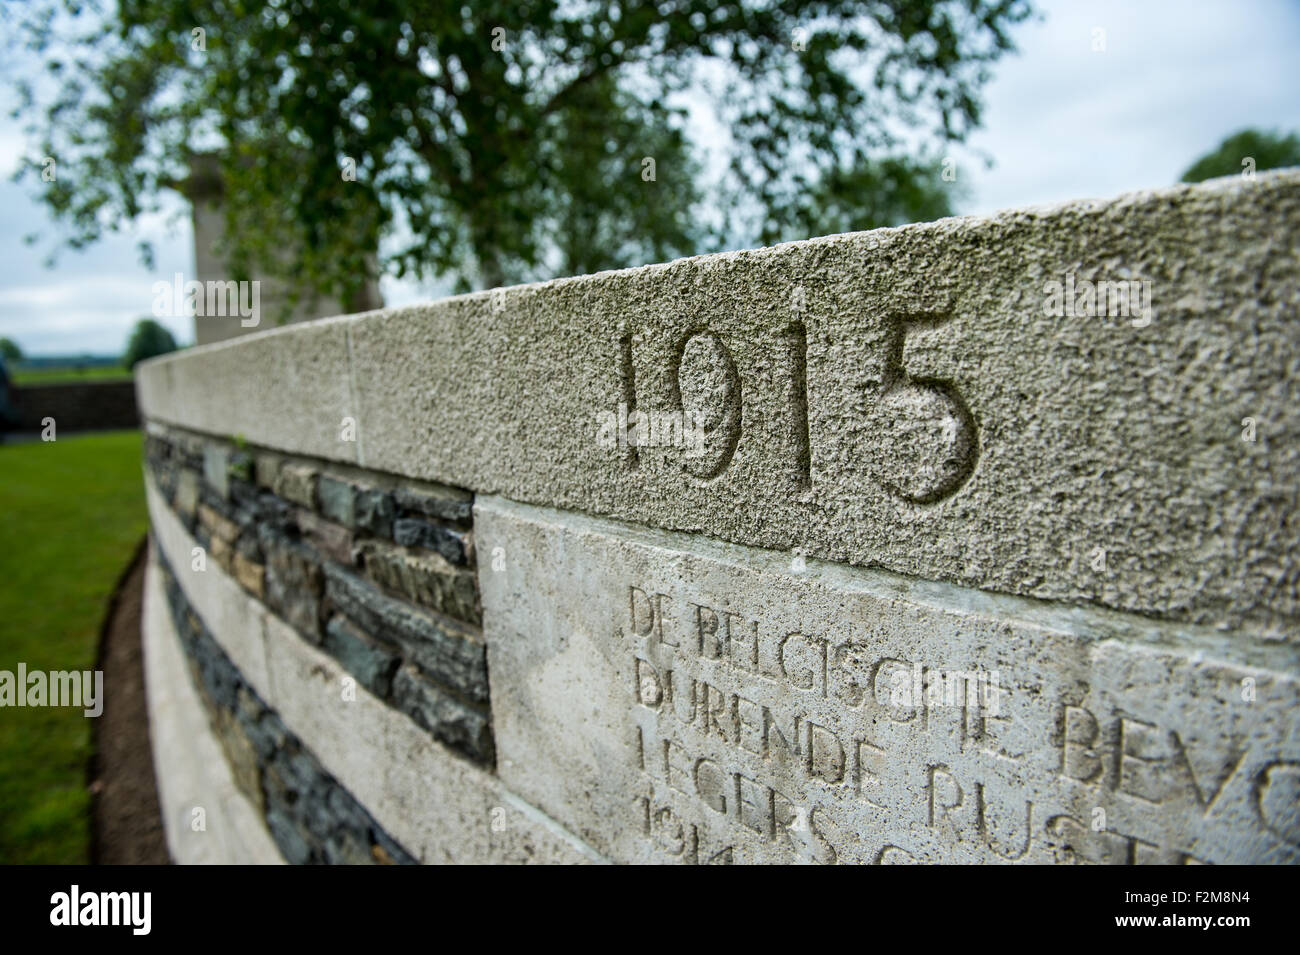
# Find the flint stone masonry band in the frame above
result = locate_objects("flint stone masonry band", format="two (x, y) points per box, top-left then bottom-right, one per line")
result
(142, 551), (285, 865)
(137, 171), (1300, 637)
(145, 465), (603, 863)
(135, 173), (1300, 864)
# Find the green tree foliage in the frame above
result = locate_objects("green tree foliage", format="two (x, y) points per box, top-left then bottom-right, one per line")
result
(1181, 129), (1300, 183)
(0, 337), (22, 363)
(11, 1), (1030, 292)
(763, 155), (966, 243)
(122, 318), (178, 369)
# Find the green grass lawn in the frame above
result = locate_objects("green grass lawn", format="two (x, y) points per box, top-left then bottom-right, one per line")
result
(10, 366), (134, 387)
(0, 430), (146, 863)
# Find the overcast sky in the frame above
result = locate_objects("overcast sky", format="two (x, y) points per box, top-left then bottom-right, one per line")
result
(1, 0), (1297, 357)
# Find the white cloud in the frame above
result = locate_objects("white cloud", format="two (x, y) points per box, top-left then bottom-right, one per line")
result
(962, 0), (1300, 214)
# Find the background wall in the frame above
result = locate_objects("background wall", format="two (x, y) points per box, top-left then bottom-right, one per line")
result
(10, 380), (138, 434)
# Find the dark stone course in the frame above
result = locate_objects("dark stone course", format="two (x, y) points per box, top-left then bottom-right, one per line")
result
(254, 489), (296, 531)
(317, 474), (355, 525)
(354, 487), (396, 538)
(390, 664), (495, 766)
(158, 553), (417, 865)
(323, 563), (488, 704)
(259, 526), (325, 640)
(244, 707), (290, 761)
(147, 427), (494, 768)
(228, 476), (262, 514)
(321, 615), (401, 699)
(393, 486), (473, 525)
(234, 530), (263, 563)
(393, 517), (468, 565)
(265, 808), (313, 865)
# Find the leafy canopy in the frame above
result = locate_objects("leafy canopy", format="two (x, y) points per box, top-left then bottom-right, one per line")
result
(122, 317), (178, 368)
(1181, 129), (1300, 184)
(11, 1), (1030, 295)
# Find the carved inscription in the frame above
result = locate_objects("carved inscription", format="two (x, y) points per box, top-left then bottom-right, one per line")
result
(615, 310), (978, 502)
(478, 499), (1300, 866)
(669, 331), (742, 479)
(618, 583), (1296, 864)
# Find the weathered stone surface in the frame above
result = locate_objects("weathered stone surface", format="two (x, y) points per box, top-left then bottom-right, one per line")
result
(259, 527), (324, 640)
(322, 615), (400, 698)
(137, 172), (1300, 636)
(202, 443), (230, 500)
(198, 502), (239, 545)
(318, 473), (396, 537)
(232, 551), (266, 599)
(317, 474), (356, 526)
(296, 509), (355, 565)
(254, 450), (284, 489)
(323, 563), (488, 703)
(394, 485), (473, 524)
(252, 488), (294, 531)
(208, 534), (233, 573)
(276, 463), (318, 509)
(139, 176), (1300, 867)
(264, 808), (313, 865)
(390, 663), (494, 765)
(213, 705), (264, 811)
(393, 517), (469, 565)
(354, 486), (396, 537)
(135, 314), (361, 464)
(358, 539), (480, 625)
(260, 612), (602, 863)
(175, 468), (200, 518)
(476, 496), (1300, 864)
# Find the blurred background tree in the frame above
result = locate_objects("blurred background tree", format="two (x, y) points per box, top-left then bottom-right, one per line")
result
(122, 318), (178, 368)
(1181, 129), (1300, 183)
(0, 337), (22, 364)
(11, 0), (1030, 294)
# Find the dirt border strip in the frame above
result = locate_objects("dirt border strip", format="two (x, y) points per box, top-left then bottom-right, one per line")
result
(88, 535), (169, 865)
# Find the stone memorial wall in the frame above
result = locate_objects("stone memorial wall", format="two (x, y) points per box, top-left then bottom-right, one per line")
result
(137, 171), (1300, 864)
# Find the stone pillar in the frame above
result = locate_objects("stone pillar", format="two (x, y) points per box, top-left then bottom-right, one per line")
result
(183, 154), (383, 346)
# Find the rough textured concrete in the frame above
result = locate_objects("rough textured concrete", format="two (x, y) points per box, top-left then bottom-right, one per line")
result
(136, 172), (1300, 637)
(476, 496), (1300, 864)
(137, 314), (361, 464)
(142, 551), (284, 865)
